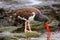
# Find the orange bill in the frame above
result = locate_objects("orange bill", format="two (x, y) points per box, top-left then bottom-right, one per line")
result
(44, 22), (50, 33)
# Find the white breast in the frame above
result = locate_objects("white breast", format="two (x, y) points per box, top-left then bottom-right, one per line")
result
(28, 12), (36, 21)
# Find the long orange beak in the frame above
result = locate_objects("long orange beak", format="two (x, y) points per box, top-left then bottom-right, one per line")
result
(44, 22), (51, 40)
(44, 22), (50, 33)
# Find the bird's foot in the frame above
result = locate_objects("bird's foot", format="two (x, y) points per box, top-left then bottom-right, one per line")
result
(25, 30), (28, 33)
(25, 29), (31, 33)
(25, 30), (32, 33)
(29, 30), (32, 32)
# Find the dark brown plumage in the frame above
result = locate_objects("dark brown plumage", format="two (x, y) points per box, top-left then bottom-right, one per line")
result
(8, 7), (40, 19)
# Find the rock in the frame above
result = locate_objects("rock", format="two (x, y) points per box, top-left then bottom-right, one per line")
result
(25, 31), (41, 37)
(49, 20), (60, 27)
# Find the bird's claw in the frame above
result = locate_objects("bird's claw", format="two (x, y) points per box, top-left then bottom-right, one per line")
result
(25, 30), (32, 33)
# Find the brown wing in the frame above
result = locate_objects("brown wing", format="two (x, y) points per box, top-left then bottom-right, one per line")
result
(14, 7), (40, 19)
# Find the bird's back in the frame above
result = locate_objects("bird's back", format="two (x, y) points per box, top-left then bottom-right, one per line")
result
(14, 7), (40, 19)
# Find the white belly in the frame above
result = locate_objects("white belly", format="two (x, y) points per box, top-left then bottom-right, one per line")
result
(28, 12), (36, 21)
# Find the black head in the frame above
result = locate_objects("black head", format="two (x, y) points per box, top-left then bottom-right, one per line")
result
(34, 12), (48, 22)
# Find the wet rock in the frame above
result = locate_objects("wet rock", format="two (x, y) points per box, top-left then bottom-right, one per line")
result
(49, 20), (60, 27)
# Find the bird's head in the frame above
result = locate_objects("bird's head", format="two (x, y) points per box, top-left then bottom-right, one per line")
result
(34, 11), (50, 32)
(34, 12), (48, 22)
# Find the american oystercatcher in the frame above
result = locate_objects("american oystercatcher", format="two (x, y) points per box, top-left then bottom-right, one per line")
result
(7, 7), (50, 33)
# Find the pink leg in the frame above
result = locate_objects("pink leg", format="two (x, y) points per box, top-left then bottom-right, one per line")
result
(27, 20), (32, 32)
(24, 21), (28, 33)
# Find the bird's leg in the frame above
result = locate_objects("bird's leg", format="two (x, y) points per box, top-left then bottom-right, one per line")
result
(25, 20), (32, 33)
(27, 20), (32, 32)
(24, 21), (28, 33)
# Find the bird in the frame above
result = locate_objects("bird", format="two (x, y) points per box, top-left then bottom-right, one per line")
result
(7, 7), (49, 33)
